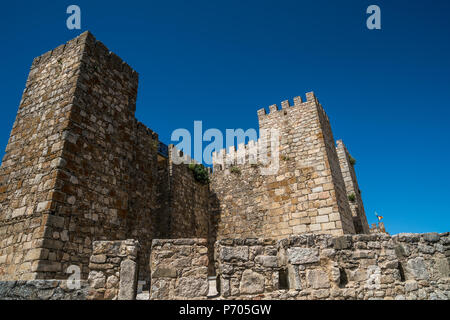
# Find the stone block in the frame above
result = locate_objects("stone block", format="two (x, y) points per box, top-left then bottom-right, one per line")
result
(306, 269), (330, 289)
(151, 266), (177, 279)
(175, 277), (208, 298)
(239, 270), (265, 294)
(219, 246), (249, 262)
(287, 247), (319, 264)
(255, 255), (278, 268)
(118, 259), (137, 300)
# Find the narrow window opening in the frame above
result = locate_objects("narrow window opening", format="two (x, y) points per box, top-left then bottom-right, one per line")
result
(279, 269), (289, 289)
(339, 268), (348, 288)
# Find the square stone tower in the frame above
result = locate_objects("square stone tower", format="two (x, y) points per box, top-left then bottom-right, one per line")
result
(336, 140), (370, 233)
(211, 93), (356, 239)
(0, 32), (159, 280)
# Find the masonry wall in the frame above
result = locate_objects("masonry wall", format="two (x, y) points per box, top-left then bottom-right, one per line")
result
(150, 238), (209, 300)
(0, 280), (89, 300)
(216, 233), (449, 300)
(336, 140), (369, 234)
(149, 233), (450, 300)
(163, 147), (210, 239)
(0, 33), (88, 280)
(0, 32), (160, 281)
(87, 239), (139, 300)
(211, 93), (355, 240)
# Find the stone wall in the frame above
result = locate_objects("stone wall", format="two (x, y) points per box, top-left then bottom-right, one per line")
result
(87, 239), (139, 300)
(0, 31), (160, 282)
(213, 233), (449, 300)
(162, 146), (210, 239)
(149, 233), (449, 300)
(336, 140), (369, 234)
(0, 280), (89, 300)
(215, 238), (281, 297)
(0, 31), (215, 283)
(0, 31), (88, 280)
(211, 93), (355, 240)
(150, 239), (209, 300)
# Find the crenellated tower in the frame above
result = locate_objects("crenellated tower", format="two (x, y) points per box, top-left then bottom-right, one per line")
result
(211, 92), (360, 239)
(336, 140), (370, 234)
(0, 31), (160, 281)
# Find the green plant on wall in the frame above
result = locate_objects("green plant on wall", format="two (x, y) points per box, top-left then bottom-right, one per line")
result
(348, 193), (356, 202)
(188, 163), (210, 185)
(151, 140), (159, 152)
(230, 166), (241, 175)
(349, 155), (356, 166)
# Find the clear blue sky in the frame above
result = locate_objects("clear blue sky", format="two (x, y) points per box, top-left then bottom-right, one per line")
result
(1, 1), (449, 234)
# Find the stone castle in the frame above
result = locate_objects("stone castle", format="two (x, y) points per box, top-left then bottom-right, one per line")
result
(0, 32), (448, 300)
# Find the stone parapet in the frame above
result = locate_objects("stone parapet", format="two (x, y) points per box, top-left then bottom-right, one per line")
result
(0, 280), (88, 300)
(87, 239), (139, 300)
(150, 239), (209, 300)
(150, 233), (449, 300)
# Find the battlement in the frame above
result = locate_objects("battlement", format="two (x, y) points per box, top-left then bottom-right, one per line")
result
(212, 135), (276, 171)
(135, 119), (158, 141)
(257, 92), (318, 119)
(31, 31), (138, 80)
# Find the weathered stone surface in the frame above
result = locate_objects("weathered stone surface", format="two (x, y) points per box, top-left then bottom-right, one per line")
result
(255, 255), (278, 268)
(90, 255), (107, 264)
(150, 239), (209, 300)
(151, 266), (177, 278)
(434, 258), (450, 277)
(239, 270), (265, 294)
(406, 257), (429, 280)
(220, 246), (249, 262)
(423, 233), (440, 243)
(0, 280), (88, 300)
(332, 236), (352, 250)
(306, 269), (330, 289)
(405, 280), (418, 292)
(88, 240), (140, 300)
(287, 247), (319, 264)
(175, 277), (208, 298)
(118, 259), (137, 300)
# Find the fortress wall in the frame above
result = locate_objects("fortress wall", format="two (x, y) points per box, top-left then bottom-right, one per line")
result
(336, 140), (370, 234)
(0, 280), (89, 300)
(47, 32), (160, 282)
(164, 147), (210, 239)
(87, 239), (140, 300)
(0, 32), (160, 281)
(149, 233), (450, 300)
(211, 93), (355, 240)
(210, 146), (268, 239)
(0, 34), (88, 280)
(150, 238), (209, 300)
(315, 103), (355, 234)
(214, 232), (450, 299)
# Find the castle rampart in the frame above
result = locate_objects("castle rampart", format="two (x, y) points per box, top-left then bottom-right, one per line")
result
(149, 232), (450, 300)
(336, 140), (370, 234)
(0, 32), (211, 283)
(211, 92), (359, 240)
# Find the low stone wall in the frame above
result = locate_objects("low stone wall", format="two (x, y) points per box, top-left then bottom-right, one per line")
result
(215, 233), (449, 300)
(216, 238), (281, 297)
(150, 239), (209, 299)
(0, 280), (89, 300)
(149, 233), (449, 300)
(87, 239), (140, 300)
